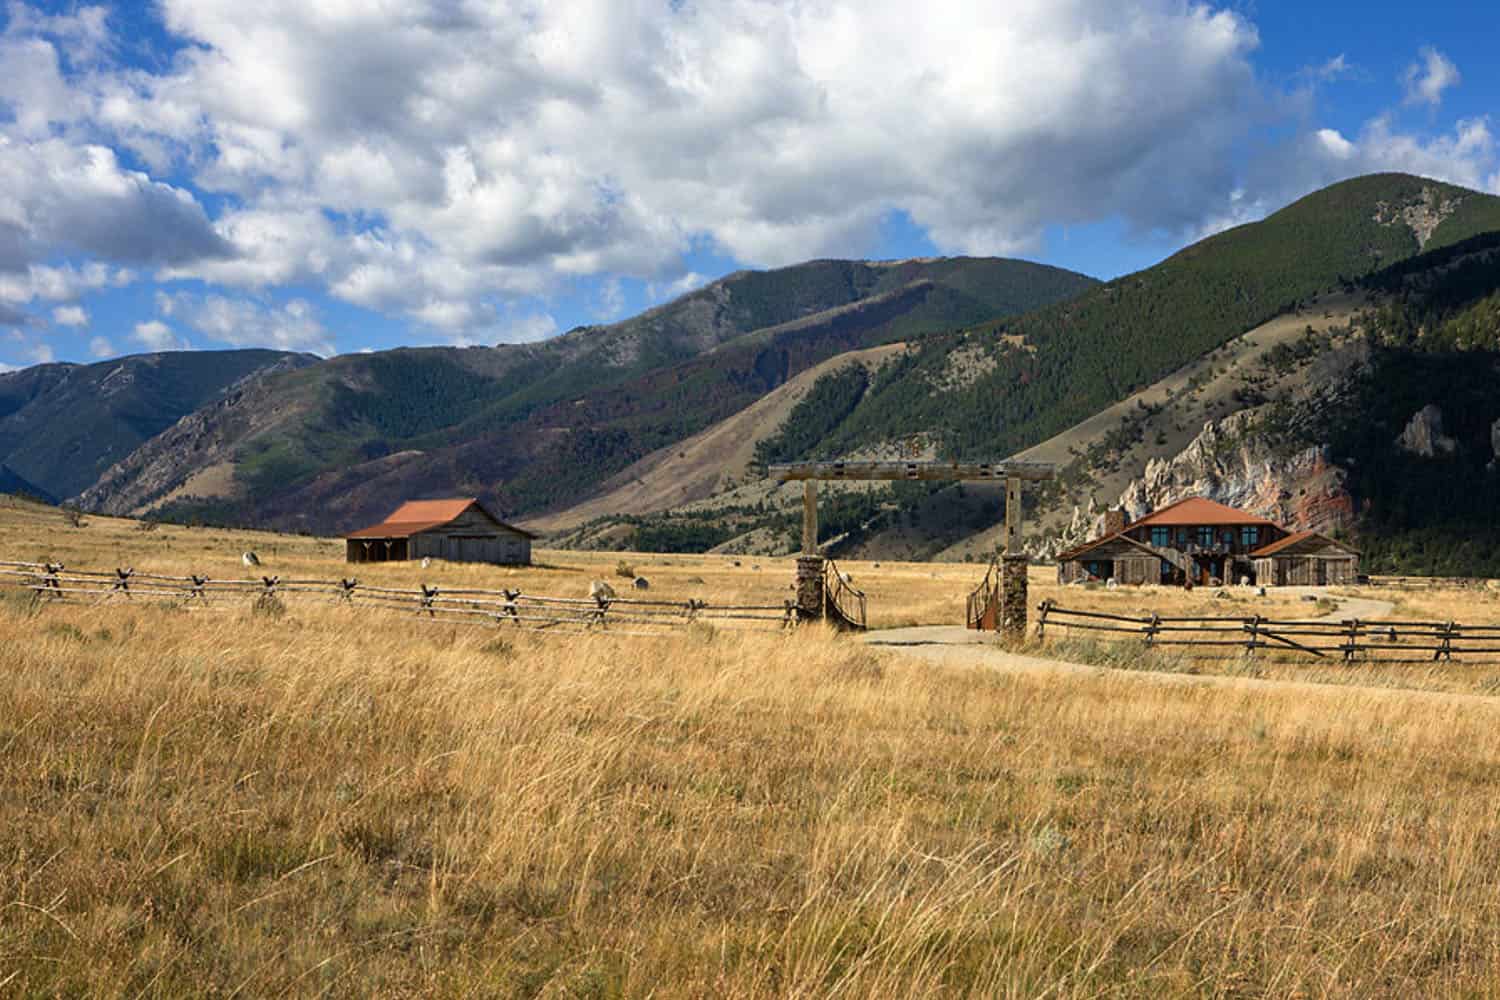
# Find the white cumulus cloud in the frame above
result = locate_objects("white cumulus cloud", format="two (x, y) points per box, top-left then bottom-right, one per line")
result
(132, 319), (187, 351)
(159, 293), (333, 355)
(1403, 47), (1460, 107)
(0, 3), (1495, 351)
(52, 304), (88, 327)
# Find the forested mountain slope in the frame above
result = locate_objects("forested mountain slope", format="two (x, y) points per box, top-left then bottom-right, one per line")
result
(0, 350), (315, 500)
(76, 257), (1094, 532)
(553, 174), (1500, 561)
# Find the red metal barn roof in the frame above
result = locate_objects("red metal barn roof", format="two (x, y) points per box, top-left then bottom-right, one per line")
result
(345, 498), (538, 540)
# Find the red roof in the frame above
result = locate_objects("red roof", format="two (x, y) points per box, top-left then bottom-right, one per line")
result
(1250, 530), (1358, 557)
(345, 498), (538, 540)
(1056, 531), (1161, 562)
(1129, 497), (1280, 528)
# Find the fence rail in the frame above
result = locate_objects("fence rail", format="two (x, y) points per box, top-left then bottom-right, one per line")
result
(0, 561), (800, 633)
(1036, 600), (1500, 661)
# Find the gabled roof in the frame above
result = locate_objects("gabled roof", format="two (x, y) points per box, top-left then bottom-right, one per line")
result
(1057, 531), (1166, 563)
(1250, 530), (1359, 558)
(345, 498), (539, 540)
(1129, 497), (1281, 528)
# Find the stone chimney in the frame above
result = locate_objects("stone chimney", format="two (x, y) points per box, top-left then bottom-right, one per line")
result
(1102, 508), (1128, 536)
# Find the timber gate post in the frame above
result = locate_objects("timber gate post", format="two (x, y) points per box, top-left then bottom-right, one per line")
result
(767, 460), (1056, 634)
(794, 479), (826, 622)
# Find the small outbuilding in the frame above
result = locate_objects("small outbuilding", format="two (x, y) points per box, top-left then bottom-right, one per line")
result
(1250, 531), (1360, 586)
(345, 498), (536, 565)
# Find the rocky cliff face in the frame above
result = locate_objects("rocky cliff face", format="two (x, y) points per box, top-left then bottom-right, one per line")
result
(1116, 409), (1354, 532)
(1050, 408), (1356, 553)
(1395, 404), (1458, 457)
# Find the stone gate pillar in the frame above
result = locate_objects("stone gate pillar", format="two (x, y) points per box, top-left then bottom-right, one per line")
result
(999, 555), (1028, 641)
(796, 555), (826, 622)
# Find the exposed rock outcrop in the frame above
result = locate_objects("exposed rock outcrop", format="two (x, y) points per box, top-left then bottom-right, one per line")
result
(1395, 404), (1457, 457)
(1113, 409), (1353, 534)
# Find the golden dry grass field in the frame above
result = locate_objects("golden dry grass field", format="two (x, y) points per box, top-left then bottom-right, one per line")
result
(7, 497), (1500, 995)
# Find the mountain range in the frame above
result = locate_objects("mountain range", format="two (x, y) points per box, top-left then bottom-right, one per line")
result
(12, 172), (1500, 574)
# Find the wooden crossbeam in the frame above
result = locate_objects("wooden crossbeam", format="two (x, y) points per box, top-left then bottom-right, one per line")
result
(769, 460), (1055, 483)
(774, 459), (1056, 558)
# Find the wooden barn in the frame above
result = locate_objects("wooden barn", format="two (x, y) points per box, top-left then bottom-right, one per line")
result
(1249, 531), (1360, 586)
(345, 498), (536, 565)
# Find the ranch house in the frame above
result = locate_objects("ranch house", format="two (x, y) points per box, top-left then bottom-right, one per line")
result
(345, 498), (536, 565)
(1057, 497), (1358, 587)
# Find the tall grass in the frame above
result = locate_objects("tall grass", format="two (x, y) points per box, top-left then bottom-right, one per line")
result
(6, 596), (1500, 995)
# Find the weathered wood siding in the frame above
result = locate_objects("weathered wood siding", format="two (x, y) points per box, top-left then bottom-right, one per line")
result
(409, 529), (530, 565)
(1058, 550), (1162, 585)
(1115, 556), (1158, 585)
(1253, 553), (1358, 587)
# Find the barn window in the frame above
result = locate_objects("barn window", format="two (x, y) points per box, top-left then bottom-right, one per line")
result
(1196, 526), (1215, 547)
(1150, 526), (1171, 547)
(1240, 526), (1260, 548)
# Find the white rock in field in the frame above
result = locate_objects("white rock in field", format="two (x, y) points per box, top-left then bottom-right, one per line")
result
(1105, 577), (1118, 589)
(242, 551), (261, 567)
(421, 557), (431, 569)
(589, 579), (616, 601)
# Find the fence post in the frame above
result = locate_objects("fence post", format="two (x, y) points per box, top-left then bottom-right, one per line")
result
(110, 567), (135, 601)
(338, 578), (359, 604)
(1035, 599), (1053, 640)
(188, 575), (210, 604)
(419, 584), (439, 618)
(1144, 612), (1161, 648)
(1435, 621), (1455, 662)
(1245, 614), (1262, 657)
(41, 562), (64, 601)
(1343, 618), (1359, 662)
(502, 589), (521, 625)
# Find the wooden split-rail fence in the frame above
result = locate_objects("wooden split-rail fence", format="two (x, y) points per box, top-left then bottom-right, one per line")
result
(1036, 600), (1500, 662)
(0, 561), (799, 635)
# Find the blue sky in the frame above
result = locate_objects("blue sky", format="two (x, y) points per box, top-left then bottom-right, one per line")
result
(0, 0), (1495, 368)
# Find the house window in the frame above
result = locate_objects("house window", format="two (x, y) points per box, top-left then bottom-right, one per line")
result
(1196, 526), (1216, 547)
(1240, 526), (1260, 548)
(1150, 526), (1171, 547)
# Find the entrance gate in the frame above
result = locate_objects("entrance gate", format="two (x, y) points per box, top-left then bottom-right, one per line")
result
(768, 460), (1056, 638)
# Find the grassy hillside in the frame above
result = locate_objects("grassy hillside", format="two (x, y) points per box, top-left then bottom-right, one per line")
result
(0, 349), (315, 500)
(815, 174), (1500, 462)
(79, 258), (1095, 532)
